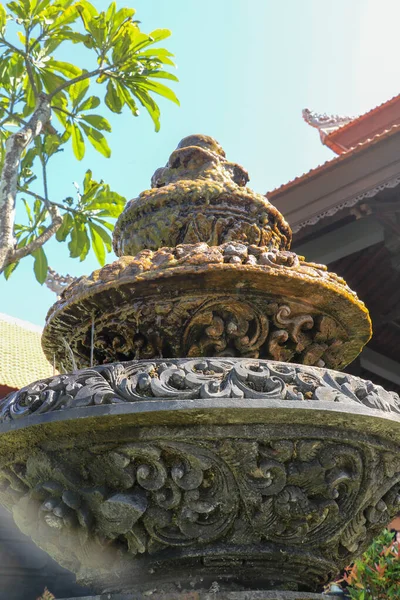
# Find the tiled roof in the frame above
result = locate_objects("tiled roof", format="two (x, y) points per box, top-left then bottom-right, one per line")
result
(324, 93), (400, 142)
(268, 122), (400, 197)
(0, 313), (54, 390)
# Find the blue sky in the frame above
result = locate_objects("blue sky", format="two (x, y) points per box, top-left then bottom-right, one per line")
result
(2, 0), (400, 326)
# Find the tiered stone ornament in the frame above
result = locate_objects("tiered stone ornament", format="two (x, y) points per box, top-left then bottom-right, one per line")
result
(0, 135), (399, 600)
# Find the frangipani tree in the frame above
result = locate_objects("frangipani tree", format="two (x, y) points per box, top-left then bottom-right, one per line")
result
(0, 0), (179, 284)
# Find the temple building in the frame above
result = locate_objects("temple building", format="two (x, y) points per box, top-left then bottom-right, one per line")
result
(269, 94), (400, 395)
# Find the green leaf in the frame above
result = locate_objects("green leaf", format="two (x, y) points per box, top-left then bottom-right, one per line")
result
(86, 202), (122, 217)
(89, 220), (112, 251)
(60, 31), (87, 44)
(22, 198), (33, 225)
(40, 70), (68, 95)
(116, 82), (139, 116)
(47, 60), (81, 79)
(23, 75), (36, 112)
(6, 1), (26, 20)
(55, 212), (73, 242)
(93, 218), (114, 232)
(77, 95), (100, 111)
(77, 3), (105, 46)
(105, 1), (116, 24)
(68, 220), (89, 259)
(79, 226), (90, 261)
(109, 6), (135, 37)
(138, 47), (175, 67)
(32, 246), (48, 284)
(17, 30), (26, 45)
(83, 169), (93, 194)
(0, 4), (7, 33)
(148, 70), (179, 83)
(89, 221), (106, 265)
(149, 29), (171, 43)
(134, 79), (180, 106)
(71, 123), (85, 160)
(105, 79), (123, 113)
(80, 122), (111, 157)
(132, 88), (160, 131)
(31, 0), (52, 16)
(51, 94), (69, 126)
(3, 261), (19, 280)
(80, 113), (111, 131)
(32, 194), (40, 213)
(69, 75), (90, 107)
(47, 4), (79, 29)
(43, 133), (63, 157)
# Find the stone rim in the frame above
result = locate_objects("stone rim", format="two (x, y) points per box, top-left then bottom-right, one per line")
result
(42, 263), (371, 372)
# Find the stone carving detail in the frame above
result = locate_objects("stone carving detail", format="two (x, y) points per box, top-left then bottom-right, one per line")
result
(112, 135), (292, 256)
(42, 138), (371, 374)
(1, 359), (399, 423)
(183, 300), (270, 357)
(1, 428), (400, 591)
(0, 135), (385, 595)
(47, 242), (355, 307)
(44, 291), (354, 372)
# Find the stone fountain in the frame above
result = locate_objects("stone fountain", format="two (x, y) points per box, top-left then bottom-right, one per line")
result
(1, 135), (400, 600)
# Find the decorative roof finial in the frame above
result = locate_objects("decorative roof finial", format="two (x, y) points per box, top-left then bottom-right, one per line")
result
(302, 108), (354, 139)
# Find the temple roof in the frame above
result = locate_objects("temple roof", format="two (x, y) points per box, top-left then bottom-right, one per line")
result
(269, 120), (400, 201)
(0, 313), (53, 394)
(303, 93), (400, 155)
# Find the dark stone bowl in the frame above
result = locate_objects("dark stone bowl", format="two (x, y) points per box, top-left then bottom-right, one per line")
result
(0, 358), (399, 595)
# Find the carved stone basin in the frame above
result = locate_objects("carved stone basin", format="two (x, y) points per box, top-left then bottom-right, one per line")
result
(0, 135), (392, 598)
(42, 243), (371, 373)
(0, 359), (399, 595)
(41, 135), (371, 374)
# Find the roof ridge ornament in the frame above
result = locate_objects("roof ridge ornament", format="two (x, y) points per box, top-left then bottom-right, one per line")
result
(302, 108), (354, 138)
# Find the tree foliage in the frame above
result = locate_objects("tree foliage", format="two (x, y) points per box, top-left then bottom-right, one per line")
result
(339, 529), (400, 599)
(0, 0), (178, 282)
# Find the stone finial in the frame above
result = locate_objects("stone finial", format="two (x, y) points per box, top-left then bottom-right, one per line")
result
(113, 134), (291, 256)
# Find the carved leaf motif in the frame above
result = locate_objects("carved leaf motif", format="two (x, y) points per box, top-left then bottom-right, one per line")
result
(274, 305), (314, 344)
(99, 490), (148, 536)
(267, 330), (292, 362)
(231, 361), (286, 398)
(184, 300), (269, 358)
(1, 360), (400, 422)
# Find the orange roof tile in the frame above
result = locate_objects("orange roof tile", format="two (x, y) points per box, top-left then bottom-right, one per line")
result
(325, 93), (400, 143)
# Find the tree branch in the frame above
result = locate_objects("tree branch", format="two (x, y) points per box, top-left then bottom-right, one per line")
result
(0, 93), (51, 272)
(48, 63), (115, 100)
(9, 204), (62, 263)
(41, 154), (49, 205)
(17, 186), (81, 216)
(0, 38), (25, 57)
(0, 109), (29, 128)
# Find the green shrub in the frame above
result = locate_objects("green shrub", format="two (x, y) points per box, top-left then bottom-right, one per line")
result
(341, 529), (400, 599)
(37, 589), (55, 600)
